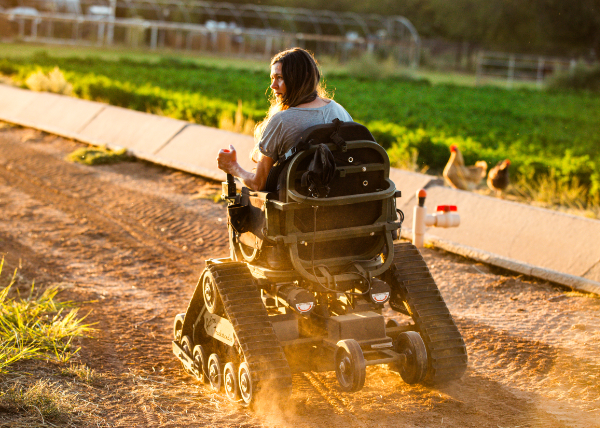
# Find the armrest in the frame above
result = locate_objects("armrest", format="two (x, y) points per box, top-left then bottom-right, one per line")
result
(240, 187), (278, 206)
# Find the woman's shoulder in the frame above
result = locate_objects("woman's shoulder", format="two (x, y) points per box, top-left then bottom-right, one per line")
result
(326, 99), (347, 110)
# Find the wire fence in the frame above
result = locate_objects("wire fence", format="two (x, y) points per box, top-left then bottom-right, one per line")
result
(1, 1), (421, 66)
(476, 51), (576, 88)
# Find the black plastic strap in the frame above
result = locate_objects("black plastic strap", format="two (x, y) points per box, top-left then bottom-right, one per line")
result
(277, 139), (312, 166)
(329, 118), (347, 152)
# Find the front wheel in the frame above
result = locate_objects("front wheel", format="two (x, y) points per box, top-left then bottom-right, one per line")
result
(334, 339), (366, 392)
(395, 331), (428, 384)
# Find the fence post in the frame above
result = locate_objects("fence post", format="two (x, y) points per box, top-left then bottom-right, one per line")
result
(537, 57), (545, 89)
(32, 18), (39, 39)
(150, 26), (158, 50)
(265, 36), (272, 58)
(186, 31), (193, 50)
(98, 23), (105, 46)
(107, 19), (115, 45)
(507, 54), (515, 89)
(475, 51), (483, 86)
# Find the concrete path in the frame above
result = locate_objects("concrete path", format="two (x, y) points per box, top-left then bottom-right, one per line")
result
(1, 84), (598, 294)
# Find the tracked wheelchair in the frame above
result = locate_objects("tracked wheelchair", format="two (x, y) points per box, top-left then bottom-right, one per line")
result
(172, 119), (467, 405)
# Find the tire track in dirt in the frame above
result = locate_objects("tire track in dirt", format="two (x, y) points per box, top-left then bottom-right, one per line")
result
(1, 156), (221, 263)
(300, 372), (366, 425)
(1, 126), (597, 428)
(457, 316), (600, 415)
(1, 137), (228, 254)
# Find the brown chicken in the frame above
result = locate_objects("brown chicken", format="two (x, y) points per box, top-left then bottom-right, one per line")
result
(487, 159), (511, 197)
(443, 145), (488, 190)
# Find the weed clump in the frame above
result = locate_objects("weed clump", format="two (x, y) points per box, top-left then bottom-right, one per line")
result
(0, 378), (107, 426)
(0, 259), (94, 373)
(60, 363), (103, 384)
(25, 66), (73, 95)
(67, 146), (133, 166)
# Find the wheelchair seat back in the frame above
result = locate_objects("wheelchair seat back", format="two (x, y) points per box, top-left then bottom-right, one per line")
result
(231, 121), (399, 284)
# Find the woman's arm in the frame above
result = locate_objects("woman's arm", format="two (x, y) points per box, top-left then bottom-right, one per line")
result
(217, 145), (275, 191)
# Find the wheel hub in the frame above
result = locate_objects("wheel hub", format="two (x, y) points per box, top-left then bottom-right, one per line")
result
(204, 284), (213, 303)
(225, 373), (234, 392)
(340, 356), (352, 377)
(240, 375), (249, 392)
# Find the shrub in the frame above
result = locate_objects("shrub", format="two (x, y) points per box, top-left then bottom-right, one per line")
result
(548, 63), (600, 92)
(0, 59), (18, 75)
(25, 66), (72, 95)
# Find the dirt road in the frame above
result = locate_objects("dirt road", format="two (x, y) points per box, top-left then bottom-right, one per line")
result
(1, 124), (598, 428)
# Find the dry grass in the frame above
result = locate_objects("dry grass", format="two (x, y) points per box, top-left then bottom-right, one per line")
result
(25, 67), (73, 95)
(219, 100), (256, 136)
(60, 363), (104, 385)
(506, 171), (600, 219)
(0, 373), (109, 427)
(388, 145), (424, 173)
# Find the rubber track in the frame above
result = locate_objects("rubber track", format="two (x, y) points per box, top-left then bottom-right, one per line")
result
(390, 242), (468, 383)
(208, 262), (292, 390)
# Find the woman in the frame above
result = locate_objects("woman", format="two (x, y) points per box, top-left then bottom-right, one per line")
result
(217, 48), (352, 191)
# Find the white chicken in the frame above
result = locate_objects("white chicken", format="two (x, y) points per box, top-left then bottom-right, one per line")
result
(443, 145), (487, 190)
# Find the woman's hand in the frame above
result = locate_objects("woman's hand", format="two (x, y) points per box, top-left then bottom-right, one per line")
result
(217, 145), (237, 174)
(216, 144), (274, 190)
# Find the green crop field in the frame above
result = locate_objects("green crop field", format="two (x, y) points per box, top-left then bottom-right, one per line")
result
(1, 45), (599, 211)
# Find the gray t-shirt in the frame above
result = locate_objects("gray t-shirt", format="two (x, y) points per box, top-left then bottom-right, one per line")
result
(258, 100), (353, 160)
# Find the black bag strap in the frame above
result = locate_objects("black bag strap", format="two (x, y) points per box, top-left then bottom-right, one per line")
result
(300, 143), (336, 198)
(329, 118), (347, 152)
(275, 119), (347, 166)
(276, 138), (312, 166)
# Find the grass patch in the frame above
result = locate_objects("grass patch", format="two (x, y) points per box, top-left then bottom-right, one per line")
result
(0, 260), (104, 425)
(60, 363), (103, 384)
(2, 380), (71, 421)
(564, 290), (600, 300)
(0, 258), (94, 373)
(0, 377), (108, 426)
(66, 146), (133, 166)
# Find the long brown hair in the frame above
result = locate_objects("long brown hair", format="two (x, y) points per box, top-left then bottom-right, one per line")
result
(253, 48), (329, 156)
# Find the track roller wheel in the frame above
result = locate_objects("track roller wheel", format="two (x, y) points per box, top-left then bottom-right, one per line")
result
(334, 339), (366, 392)
(202, 271), (223, 314)
(180, 335), (194, 374)
(238, 362), (253, 406)
(223, 362), (240, 402)
(192, 345), (207, 383)
(207, 353), (222, 391)
(173, 313), (185, 342)
(395, 331), (428, 384)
